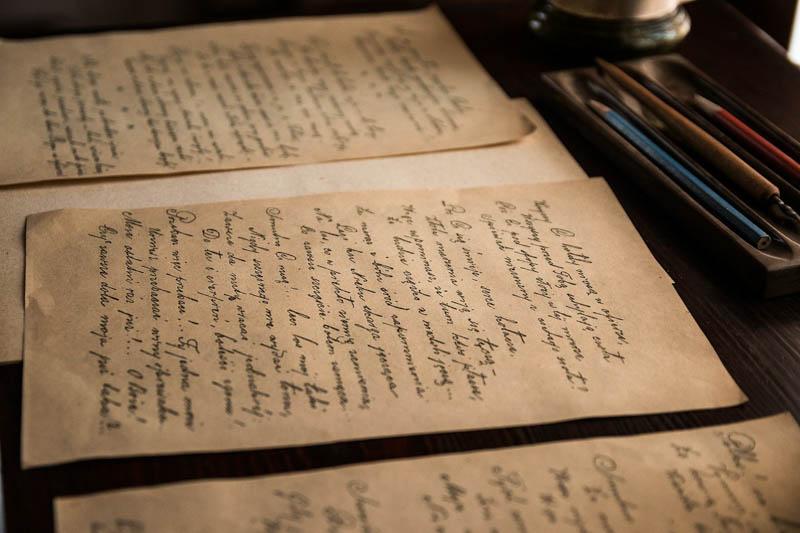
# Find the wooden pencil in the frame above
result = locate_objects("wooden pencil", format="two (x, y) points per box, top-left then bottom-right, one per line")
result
(694, 94), (800, 184)
(627, 70), (800, 208)
(595, 58), (800, 224)
(588, 99), (772, 249)
(583, 78), (779, 243)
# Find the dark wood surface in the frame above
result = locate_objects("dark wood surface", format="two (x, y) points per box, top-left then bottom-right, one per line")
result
(2, 1), (800, 531)
(729, 0), (798, 49)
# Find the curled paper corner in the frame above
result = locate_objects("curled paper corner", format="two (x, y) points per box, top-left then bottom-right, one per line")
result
(511, 97), (541, 135)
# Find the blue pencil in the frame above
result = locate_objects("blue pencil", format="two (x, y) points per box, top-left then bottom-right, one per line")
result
(588, 100), (772, 250)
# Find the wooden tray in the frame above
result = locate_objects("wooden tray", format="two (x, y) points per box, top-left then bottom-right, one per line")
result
(542, 54), (800, 297)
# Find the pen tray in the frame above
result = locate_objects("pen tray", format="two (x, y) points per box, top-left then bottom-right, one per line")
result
(541, 54), (800, 297)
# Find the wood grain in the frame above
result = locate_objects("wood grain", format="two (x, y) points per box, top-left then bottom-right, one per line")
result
(1, 1), (799, 531)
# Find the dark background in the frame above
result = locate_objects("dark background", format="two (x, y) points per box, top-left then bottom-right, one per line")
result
(0, 0), (798, 48)
(1, 1), (799, 531)
(729, 0), (797, 49)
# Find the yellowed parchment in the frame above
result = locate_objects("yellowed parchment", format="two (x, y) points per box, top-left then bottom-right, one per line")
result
(0, 6), (529, 186)
(0, 99), (585, 364)
(55, 413), (800, 532)
(22, 179), (743, 467)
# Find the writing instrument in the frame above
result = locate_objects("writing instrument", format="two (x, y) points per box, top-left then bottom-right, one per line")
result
(595, 58), (800, 225)
(623, 68), (800, 213)
(586, 78), (730, 190)
(694, 94), (800, 185)
(690, 72), (800, 163)
(621, 67), (800, 225)
(584, 79), (781, 244)
(588, 99), (771, 249)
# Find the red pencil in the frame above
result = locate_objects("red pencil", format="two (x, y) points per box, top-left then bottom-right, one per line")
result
(694, 94), (800, 184)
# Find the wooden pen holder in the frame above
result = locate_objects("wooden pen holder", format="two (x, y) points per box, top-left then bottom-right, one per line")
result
(542, 54), (800, 297)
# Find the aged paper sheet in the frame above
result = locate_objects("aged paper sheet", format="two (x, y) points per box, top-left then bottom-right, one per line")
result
(22, 180), (743, 467)
(0, 99), (585, 364)
(0, 6), (529, 186)
(55, 414), (800, 532)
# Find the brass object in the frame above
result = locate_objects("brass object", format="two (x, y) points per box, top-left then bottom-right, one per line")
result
(529, 0), (690, 54)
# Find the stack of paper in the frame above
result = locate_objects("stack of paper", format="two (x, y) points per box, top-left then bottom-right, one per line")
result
(0, 6), (796, 532)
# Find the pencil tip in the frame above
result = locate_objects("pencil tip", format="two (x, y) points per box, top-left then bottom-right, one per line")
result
(693, 94), (720, 113)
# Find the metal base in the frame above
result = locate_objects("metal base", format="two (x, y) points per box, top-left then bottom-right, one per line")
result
(529, 1), (690, 55)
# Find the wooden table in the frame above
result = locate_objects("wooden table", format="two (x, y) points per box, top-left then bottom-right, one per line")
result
(1, 1), (799, 530)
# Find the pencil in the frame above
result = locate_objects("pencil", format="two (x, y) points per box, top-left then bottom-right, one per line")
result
(585, 79), (723, 189)
(595, 58), (800, 225)
(584, 78), (778, 243)
(691, 72), (800, 162)
(694, 94), (800, 184)
(627, 70), (798, 207)
(588, 99), (771, 249)
(623, 70), (786, 183)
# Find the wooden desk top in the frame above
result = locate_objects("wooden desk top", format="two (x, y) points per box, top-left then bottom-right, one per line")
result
(1, 1), (798, 531)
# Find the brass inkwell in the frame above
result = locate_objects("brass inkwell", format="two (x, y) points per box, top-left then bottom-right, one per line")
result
(530, 0), (691, 53)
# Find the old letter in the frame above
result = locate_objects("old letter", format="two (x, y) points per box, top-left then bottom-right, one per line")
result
(23, 180), (743, 467)
(54, 414), (800, 531)
(0, 6), (528, 186)
(0, 99), (585, 364)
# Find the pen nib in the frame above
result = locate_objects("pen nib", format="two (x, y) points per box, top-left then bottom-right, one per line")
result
(769, 195), (800, 228)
